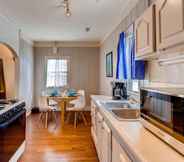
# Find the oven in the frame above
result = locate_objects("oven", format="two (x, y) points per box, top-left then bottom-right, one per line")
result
(0, 102), (26, 162)
(140, 87), (184, 155)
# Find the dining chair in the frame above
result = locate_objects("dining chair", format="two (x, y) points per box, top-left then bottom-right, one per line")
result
(38, 96), (58, 128)
(66, 90), (88, 128)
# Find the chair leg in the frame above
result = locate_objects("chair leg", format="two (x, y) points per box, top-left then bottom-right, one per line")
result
(74, 112), (78, 128)
(39, 112), (43, 121)
(45, 112), (48, 128)
(81, 112), (88, 126)
(66, 112), (72, 124)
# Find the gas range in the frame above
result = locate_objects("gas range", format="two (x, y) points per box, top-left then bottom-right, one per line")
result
(0, 99), (26, 162)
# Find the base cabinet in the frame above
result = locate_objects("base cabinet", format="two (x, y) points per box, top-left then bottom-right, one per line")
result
(91, 101), (132, 162)
(112, 135), (132, 162)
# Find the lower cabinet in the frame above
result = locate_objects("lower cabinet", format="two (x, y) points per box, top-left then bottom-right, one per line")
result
(112, 135), (132, 162)
(91, 101), (132, 162)
(101, 121), (111, 162)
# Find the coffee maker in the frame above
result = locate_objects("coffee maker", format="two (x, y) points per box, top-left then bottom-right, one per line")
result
(111, 81), (128, 100)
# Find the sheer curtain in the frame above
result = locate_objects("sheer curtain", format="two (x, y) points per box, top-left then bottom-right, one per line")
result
(46, 56), (69, 88)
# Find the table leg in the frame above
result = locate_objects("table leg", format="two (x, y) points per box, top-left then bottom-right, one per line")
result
(60, 101), (65, 127)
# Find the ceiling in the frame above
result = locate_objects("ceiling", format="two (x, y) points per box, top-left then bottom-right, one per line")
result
(0, 0), (139, 42)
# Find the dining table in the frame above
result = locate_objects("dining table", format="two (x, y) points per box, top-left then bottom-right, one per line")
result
(47, 95), (78, 127)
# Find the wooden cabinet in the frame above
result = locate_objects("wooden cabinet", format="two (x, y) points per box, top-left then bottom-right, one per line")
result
(135, 4), (156, 58)
(112, 135), (132, 162)
(91, 101), (97, 146)
(101, 121), (111, 162)
(91, 101), (112, 162)
(96, 112), (104, 161)
(156, 0), (184, 51)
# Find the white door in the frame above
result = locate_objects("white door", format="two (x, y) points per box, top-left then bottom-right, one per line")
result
(135, 4), (156, 57)
(101, 121), (111, 162)
(96, 112), (103, 161)
(156, 0), (184, 51)
(112, 135), (132, 162)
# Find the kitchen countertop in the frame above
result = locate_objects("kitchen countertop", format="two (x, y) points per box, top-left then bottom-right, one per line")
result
(91, 95), (184, 162)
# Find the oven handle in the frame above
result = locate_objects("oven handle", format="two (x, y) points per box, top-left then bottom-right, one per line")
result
(0, 109), (26, 129)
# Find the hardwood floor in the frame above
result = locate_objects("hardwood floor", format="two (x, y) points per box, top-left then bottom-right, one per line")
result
(19, 112), (99, 162)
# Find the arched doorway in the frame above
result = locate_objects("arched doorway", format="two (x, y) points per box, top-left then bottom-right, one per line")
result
(0, 42), (19, 99)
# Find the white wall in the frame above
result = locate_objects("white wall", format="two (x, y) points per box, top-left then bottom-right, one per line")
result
(0, 13), (34, 111)
(0, 14), (19, 54)
(19, 37), (34, 111)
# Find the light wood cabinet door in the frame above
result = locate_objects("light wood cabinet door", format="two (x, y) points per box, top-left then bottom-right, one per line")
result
(112, 135), (132, 162)
(135, 4), (156, 57)
(156, 0), (184, 51)
(101, 121), (111, 162)
(96, 112), (103, 161)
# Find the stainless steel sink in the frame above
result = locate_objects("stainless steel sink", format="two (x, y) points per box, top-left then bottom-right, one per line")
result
(104, 102), (131, 109)
(102, 101), (140, 121)
(110, 108), (140, 120)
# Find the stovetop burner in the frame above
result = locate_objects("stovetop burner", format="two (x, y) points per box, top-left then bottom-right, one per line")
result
(0, 105), (5, 110)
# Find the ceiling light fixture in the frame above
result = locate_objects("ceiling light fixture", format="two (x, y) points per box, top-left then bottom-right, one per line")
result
(58, 0), (71, 17)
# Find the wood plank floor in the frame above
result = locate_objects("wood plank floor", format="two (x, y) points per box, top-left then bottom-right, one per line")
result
(19, 112), (99, 162)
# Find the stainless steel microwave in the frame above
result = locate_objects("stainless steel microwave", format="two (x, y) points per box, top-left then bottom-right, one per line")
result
(140, 87), (184, 155)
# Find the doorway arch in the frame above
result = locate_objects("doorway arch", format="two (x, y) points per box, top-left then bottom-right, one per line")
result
(0, 42), (19, 99)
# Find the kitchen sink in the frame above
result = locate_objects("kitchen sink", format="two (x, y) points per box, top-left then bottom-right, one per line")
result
(102, 101), (140, 121)
(110, 108), (140, 120)
(104, 102), (131, 109)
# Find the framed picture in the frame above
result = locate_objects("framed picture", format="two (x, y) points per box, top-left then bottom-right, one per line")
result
(106, 52), (113, 77)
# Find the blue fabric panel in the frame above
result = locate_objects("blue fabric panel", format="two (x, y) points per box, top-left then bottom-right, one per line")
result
(116, 32), (127, 80)
(131, 39), (145, 80)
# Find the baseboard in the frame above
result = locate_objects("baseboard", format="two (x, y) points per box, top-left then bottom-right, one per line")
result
(9, 141), (26, 162)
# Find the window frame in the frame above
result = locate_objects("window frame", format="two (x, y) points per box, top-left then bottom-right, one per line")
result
(125, 24), (142, 94)
(45, 56), (70, 88)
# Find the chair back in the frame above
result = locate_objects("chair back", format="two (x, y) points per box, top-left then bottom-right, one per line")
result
(38, 96), (49, 112)
(74, 90), (86, 109)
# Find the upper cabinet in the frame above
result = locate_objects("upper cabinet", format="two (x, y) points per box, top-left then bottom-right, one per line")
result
(135, 4), (156, 58)
(156, 0), (184, 51)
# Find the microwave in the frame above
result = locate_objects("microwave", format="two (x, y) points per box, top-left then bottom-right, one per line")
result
(140, 87), (184, 155)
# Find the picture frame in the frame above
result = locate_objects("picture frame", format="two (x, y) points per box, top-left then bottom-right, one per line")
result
(106, 52), (113, 77)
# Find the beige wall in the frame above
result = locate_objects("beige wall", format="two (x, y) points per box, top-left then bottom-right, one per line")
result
(0, 13), (34, 111)
(99, 0), (148, 95)
(100, 0), (184, 96)
(34, 46), (99, 107)
(19, 37), (34, 111)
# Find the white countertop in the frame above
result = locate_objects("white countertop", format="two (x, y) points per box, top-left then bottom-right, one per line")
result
(91, 95), (184, 162)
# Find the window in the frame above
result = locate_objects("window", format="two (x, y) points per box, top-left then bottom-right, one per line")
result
(125, 25), (140, 93)
(46, 58), (68, 87)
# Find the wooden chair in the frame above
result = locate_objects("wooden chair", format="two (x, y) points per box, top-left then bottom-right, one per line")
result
(66, 90), (88, 128)
(38, 96), (58, 128)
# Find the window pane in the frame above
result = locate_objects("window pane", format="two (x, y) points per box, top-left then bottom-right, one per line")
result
(46, 59), (68, 87)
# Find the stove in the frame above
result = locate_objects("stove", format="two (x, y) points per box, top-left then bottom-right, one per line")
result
(0, 100), (26, 162)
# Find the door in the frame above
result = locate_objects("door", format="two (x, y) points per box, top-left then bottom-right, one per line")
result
(156, 0), (184, 51)
(112, 135), (132, 162)
(101, 121), (111, 162)
(135, 4), (156, 57)
(96, 112), (103, 161)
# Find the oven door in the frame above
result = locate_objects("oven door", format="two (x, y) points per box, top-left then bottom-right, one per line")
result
(0, 109), (26, 162)
(141, 89), (184, 142)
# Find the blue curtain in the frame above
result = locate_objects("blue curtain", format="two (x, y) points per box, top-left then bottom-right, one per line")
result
(116, 32), (145, 80)
(116, 32), (127, 80)
(131, 38), (145, 80)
